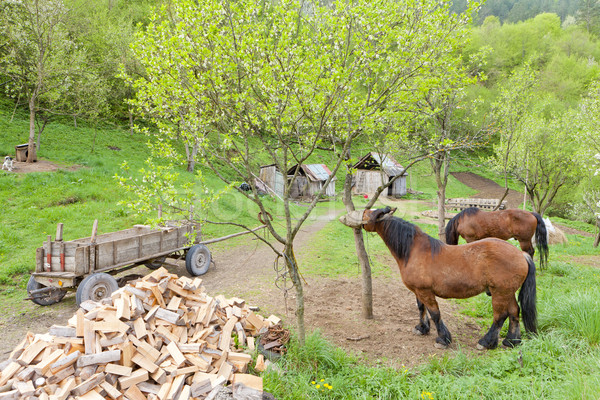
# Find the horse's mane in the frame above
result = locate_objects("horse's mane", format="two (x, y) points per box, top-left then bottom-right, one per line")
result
(445, 207), (480, 245)
(379, 216), (443, 263)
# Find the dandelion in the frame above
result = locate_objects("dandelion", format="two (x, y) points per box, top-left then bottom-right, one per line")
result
(316, 385), (321, 389)
(320, 379), (325, 382)
(311, 381), (315, 385)
(421, 391), (434, 400)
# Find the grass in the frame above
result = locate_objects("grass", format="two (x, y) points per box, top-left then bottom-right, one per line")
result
(3, 100), (600, 398)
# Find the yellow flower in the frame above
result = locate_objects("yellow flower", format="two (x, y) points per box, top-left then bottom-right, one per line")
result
(311, 381), (315, 385)
(316, 385), (321, 389)
(421, 391), (434, 400)
(320, 379), (325, 382)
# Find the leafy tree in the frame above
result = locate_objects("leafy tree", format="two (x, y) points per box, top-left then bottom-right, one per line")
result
(0, 0), (87, 161)
(334, 0), (481, 317)
(494, 107), (582, 216)
(489, 63), (538, 207)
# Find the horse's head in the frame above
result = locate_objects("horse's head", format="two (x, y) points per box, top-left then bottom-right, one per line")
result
(339, 207), (396, 231)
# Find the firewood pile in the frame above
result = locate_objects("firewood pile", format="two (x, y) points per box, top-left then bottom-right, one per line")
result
(0, 267), (283, 400)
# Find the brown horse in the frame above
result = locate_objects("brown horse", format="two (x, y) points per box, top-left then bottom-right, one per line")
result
(340, 206), (537, 349)
(445, 207), (548, 269)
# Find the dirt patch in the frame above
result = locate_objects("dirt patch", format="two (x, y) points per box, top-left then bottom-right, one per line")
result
(451, 172), (524, 209)
(2, 159), (81, 174)
(553, 223), (594, 238)
(570, 255), (600, 268)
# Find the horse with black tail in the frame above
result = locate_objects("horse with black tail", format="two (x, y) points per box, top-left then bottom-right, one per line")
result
(340, 207), (537, 349)
(445, 207), (548, 269)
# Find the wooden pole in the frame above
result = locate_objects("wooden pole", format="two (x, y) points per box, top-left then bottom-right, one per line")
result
(199, 225), (267, 245)
(55, 223), (63, 241)
(90, 220), (98, 244)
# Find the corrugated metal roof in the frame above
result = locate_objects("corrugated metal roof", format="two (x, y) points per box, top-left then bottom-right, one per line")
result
(303, 164), (333, 182)
(288, 164), (336, 182)
(354, 152), (406, 176)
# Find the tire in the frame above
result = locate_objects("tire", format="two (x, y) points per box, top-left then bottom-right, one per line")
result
(144, 256), (167, 270)
(185, 244), (211, 276)
(27, 276), (67, 306)
(76, 272), (118, 306)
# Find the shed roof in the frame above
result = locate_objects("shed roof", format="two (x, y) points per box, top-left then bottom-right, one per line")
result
(353, 152), (407, 176)
(288, 164), (336, 182)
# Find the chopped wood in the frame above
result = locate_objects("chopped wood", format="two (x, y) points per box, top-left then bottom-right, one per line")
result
(124, 384), (146, 400)
(77, 350), (121, 368)
(9, 273), (280, 400)
(254, 355), (266, 372)
(154, 308), (180, 325)
(78, 388), (105, 400)
(46, 366), (75, 385)
(71, 372), (105, 397)
(99, 381), (122, 400)
(48, 326), (76, 338)
(33, 349), (63, 376)
(105, 363), (132, 376)
(131, 353), (158, 374)
(165, 342), (185, 367)
(118, 369), (148, 390)
(49, 350), (80, 374)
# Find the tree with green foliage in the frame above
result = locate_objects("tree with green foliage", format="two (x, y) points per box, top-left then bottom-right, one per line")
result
(126, 0), (377, 344)
(574, 82), (600, 246)
(489, 63), (538, 208)
(0, 0), (87, 162)
(494, 107), (582, 216)
(333, 0), (481, 316)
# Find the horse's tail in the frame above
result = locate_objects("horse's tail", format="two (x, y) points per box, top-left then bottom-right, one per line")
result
(532, 212), (549, 270)
(445, 212), (462, 245)
(518, 253), (537, 335)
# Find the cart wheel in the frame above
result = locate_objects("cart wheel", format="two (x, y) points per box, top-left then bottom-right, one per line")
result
(27, 276), (67, 306)
(76, 272), (118, 306)
(144, 256), (167, 270)
(185, 244), (211, 276)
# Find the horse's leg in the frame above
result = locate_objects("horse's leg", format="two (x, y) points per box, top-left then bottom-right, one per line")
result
(412, 296), (430, 335)
(415, 291), (451, 348)
(519, 239), (535, 257)
(477, 294), (510, 350)
(502, 296), (522, 347)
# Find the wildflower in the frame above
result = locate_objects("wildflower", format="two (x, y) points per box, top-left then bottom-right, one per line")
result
(421, 391), (434, 400)
(320, 379), (325, 382)
(311, 381), (315, 385)
(316, 385), (321, 389)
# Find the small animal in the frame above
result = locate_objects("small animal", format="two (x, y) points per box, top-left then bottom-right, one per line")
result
(2, 156), (13, 172)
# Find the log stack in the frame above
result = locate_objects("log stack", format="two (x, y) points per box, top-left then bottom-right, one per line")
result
(0, 268), (275, 400)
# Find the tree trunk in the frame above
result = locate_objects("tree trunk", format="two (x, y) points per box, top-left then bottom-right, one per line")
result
(437, 187), (446, 242)
(342, 171), (374, 319)
(27, 97), (37, 163)
(186, 140), (199, 173)
(73, 115), (77, 128)
(284, 245), (305, 345)
(432, 154), (449, 242)
(595, 218), (600, 248)
(129, 106), (134, 135)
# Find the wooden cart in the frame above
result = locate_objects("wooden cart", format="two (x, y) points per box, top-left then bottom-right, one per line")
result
(27, 221), (211, 306)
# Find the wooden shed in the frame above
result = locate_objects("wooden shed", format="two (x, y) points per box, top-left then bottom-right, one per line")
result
(258, 164), (285, 198)
(352, 152), (407, 197)
(287, 164), (336, 199)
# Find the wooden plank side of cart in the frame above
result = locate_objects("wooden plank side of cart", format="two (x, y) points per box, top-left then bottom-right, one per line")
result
(33, 224), (197, 286)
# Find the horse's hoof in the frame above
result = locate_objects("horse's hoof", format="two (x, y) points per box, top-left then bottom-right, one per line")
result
(412, 328), (424, 336)
(476, 344), (486, 351)
(434, 342), (448, 349)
